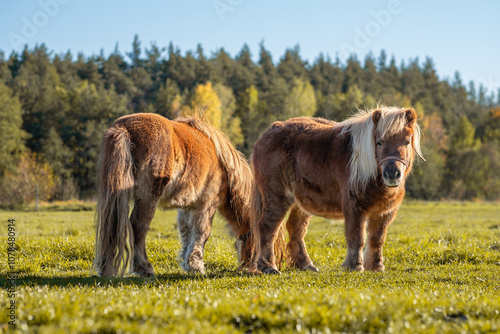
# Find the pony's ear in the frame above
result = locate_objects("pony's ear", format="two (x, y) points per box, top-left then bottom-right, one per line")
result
(405, 108), (417, 126)
(372, 109), (382, 125)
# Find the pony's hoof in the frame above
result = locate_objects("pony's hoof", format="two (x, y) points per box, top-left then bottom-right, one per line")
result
(236, 262), (249, 272)
(241, 268), (263, 275)
(133, 269), (156, 278)
(139, 275), (157, 282)
(187, 268), (206, 275)
(186, 256), (206, 274)
(237, 262), (262, 275)
(304, 264), (319, 272)
(342, 262), (364, 272)
(263, 267), (281, 275)
(368, 263), (385, 272)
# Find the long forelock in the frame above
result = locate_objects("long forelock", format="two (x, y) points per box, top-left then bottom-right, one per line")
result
(375, 107), (408, 139)
(337, 107), (415, 193)
(376, 107), (424, 161)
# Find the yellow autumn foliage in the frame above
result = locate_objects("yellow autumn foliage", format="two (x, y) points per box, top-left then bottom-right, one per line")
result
(0, 152), (58, 206)
(183, 82), (222, 128)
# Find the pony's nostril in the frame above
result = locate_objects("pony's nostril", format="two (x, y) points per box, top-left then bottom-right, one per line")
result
(395, 170), (401, 179)
(383, 170), (389, 179)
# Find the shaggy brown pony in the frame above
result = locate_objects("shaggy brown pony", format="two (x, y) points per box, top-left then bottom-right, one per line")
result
(93, 113), (253, 277)
(248, 107), (424, 274)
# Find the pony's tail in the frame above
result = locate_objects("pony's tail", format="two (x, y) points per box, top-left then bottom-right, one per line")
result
(92, 126), (134, 277)
(247, 182), (286, 273)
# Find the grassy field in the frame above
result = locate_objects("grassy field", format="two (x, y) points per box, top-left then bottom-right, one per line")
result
(1, 201), (499, 333)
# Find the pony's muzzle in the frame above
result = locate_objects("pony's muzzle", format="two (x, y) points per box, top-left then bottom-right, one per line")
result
(382, 161), (404, 187)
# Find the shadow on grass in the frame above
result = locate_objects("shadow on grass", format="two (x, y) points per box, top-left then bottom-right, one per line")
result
(0, 270), (253, 288)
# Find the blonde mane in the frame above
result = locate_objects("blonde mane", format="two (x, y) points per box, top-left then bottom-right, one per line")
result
(338, 106), (423, 193)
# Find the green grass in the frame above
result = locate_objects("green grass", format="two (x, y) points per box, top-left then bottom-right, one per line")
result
(1, 201), (500, 333)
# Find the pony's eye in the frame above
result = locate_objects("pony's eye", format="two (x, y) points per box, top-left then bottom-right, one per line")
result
(376, 141), (382, 146)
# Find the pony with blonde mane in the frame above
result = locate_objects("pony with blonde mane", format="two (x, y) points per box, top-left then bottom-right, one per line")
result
(93, 113), (254, 277)
(247, 107), (423, 274)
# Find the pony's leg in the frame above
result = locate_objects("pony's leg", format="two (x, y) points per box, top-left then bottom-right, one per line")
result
(130, 198), (158, 277)
(177, 209), (191, 270)
(285, 204), (318, 272)
(364, 212), (396, 271)
(257, 194), (292, 274)
(182, 205), (218, 274)
(342, 209), (367, 272)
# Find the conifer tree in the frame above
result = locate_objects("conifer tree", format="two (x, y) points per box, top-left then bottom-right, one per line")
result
(277, 45), (307, 84)
(195, 44), (212, 84)
(0, 81), (29, 175)
(281, 78), (317, 119)
(310, 54), (342, 96)
(156, 78), (181, 118)
(237, 85), (274, 153)
(449, 115), (479, 153)
(0, 51), (11, 82)
(41, 127), (73, 181)
(342, 55), (362, 91)
(214, 83), (243, 146)
(127, 34), (142, 68)
(13, 45), (69, 151)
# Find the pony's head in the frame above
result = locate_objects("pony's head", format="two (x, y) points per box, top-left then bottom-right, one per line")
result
(340, 106), (424, 192)
(372, 108), (423, 187)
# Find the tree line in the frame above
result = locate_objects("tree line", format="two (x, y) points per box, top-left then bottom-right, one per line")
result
(1, 36), (499, 206)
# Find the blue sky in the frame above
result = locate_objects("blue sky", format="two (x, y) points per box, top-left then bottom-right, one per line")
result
(1, 0), (499, 97)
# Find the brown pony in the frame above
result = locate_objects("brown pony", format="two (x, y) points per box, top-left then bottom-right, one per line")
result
(93, 113), (254, 277)
(247, 107), (424, 274)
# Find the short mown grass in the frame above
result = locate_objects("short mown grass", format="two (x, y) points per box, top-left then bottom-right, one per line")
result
(1, 201), (499, 333)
